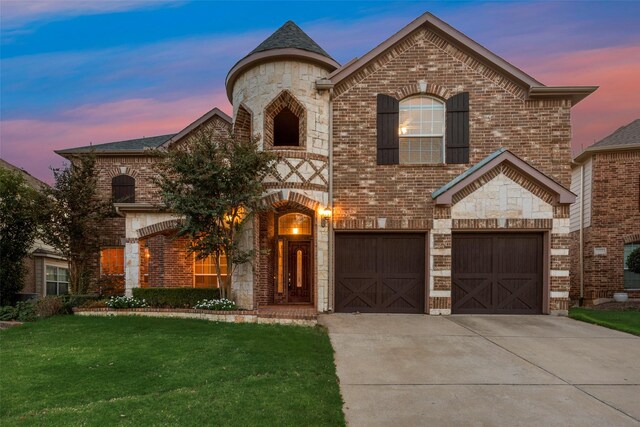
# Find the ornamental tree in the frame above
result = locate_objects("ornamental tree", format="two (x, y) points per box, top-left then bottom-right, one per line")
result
(40, 154), (111, 294)
(155, 128), (276, 300)
(0, 168), (41, 305)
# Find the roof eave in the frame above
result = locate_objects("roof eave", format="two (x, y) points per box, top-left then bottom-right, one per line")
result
(225, 48), (340, 102)
(573, 142), (640, 163)
(432, 149), (576, 206)
(54, 149), (159, 158)
(159, 107), (232, 149)
(528, 86), (599, 106)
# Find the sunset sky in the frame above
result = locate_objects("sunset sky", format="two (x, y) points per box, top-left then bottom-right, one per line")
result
(1, 0), (639, 182)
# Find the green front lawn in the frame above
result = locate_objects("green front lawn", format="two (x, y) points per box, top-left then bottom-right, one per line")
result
(0, 316), (344, 426)
(569, 308), (640, 336)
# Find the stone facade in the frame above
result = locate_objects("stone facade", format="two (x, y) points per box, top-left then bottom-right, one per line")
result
(570, 149), (640, 303)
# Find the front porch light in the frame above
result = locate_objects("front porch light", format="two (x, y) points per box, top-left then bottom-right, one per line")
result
(320, 207), (332, 228)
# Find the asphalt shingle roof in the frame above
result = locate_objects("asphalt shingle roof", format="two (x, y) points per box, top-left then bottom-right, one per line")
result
(56, 134), (176, 154)
(249, 20), (333, 59)
(592, 119), (640, 148)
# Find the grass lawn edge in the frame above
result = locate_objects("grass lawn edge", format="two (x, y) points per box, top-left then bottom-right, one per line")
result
(569, 308), (640, 336)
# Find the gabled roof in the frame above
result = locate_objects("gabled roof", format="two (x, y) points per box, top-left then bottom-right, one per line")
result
(249, 21), (333, 59)
(56, 134), (175, 157)
(327, 12), (597, 105)
(573, 118), (640, 163)
(0, 158), (49, 189)
(159, 107), (231, 149)
(226, 21), (339, 101)
(432, 148), (576, 205)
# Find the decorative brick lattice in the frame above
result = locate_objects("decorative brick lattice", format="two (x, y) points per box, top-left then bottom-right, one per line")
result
(263, 152), (328, 191)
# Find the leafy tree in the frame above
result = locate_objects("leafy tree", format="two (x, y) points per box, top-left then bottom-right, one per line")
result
(156, 128), (276, 300)
(628, 247), (640, 275)
(41, 155), (111, 295)
(0, 168), (41, 305)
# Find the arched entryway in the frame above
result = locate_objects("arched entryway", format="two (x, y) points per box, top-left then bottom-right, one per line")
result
(274, 211), (314, 304)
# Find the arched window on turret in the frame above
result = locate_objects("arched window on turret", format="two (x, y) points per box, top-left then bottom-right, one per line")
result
(274, 107), (300, 146)
(264, 90), (306, 149)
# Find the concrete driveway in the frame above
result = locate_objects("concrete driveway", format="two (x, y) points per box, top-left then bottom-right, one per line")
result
(319, 314), (640, 426)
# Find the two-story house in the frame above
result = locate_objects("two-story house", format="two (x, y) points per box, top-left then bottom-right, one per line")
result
(569, 119), (640, 305)
(57, 12), (596, 315)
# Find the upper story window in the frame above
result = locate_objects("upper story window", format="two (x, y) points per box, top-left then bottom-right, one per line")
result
(274, 108), (300, 147)
(399, 96), (445, 164)
(112, 175), (135, 203)
(265, 90), (306, 150)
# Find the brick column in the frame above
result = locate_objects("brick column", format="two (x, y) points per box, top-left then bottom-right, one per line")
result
(124, 238), (139, 297)
(429, 211), (452, 315)
(550, 214), (571, 314)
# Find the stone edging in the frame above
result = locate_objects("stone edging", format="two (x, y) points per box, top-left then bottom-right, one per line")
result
(72, 308), (317, 326)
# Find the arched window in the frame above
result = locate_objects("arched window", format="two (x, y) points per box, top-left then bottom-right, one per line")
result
(112, 175), (135, 203)
(273, 107), (300, 147)
(278, 213), (311, 235)
(399, 96), (445, 164)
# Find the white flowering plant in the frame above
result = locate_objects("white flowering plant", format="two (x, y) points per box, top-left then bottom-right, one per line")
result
(106, 296), (148, 309)
(193, 298), (237, 311)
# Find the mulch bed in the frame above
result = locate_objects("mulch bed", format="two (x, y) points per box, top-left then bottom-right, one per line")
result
(591, 300), (640, 311)
(0, 321), (23, 329)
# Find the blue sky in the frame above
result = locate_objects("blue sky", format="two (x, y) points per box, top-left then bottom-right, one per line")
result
(1, 1), (639, 181)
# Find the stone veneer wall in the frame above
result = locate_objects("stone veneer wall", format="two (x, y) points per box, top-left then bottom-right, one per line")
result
(570, 150), (640, 302)
(429, 171), (571, 315)
(230, 60), (332, 312)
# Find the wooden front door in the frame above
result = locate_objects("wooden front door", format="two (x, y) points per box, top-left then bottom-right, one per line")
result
(335, 233), (425, 313)
(286, 241), (312, 303)
(452, 233), (543, 314)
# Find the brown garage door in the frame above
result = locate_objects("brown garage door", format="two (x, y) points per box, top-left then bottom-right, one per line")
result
(452, 233), (543, 314)
(335, 233), (425, 313)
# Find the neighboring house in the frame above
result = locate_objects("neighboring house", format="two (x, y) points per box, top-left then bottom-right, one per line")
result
(56, 12), (597, 315)
(0, 159), (69, 298)
(570, 119), (640, 304)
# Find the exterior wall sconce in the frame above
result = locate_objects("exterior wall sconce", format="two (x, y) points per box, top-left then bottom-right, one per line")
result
(320, 207), (332, 228)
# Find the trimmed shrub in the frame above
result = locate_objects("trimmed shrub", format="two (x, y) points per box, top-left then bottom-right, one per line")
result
(36, 296), (66, 318)
(63, 294), (99, 309)
(193, 298), (237, 311)
(132, 287), (221, 308)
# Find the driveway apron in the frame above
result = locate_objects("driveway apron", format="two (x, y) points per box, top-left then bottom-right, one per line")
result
(319, 314), (640, 427)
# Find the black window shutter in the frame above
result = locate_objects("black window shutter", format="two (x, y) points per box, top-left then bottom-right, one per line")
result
(445, 92), (470, 164)
(112, 175), (135, 203)
(376, 94), (399, 165)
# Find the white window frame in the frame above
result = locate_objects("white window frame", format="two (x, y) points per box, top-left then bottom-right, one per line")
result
(399, 95), (446, 164)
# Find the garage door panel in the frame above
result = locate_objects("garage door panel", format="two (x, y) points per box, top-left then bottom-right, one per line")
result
(336, 233), (425, 313)
(452, 235), (493, 273)
(453, 234), (543, 314)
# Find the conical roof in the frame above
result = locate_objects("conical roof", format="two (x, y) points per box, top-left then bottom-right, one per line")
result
(249, 20), (333, 59)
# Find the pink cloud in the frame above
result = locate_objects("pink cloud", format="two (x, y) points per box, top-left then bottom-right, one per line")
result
(1, 93), (231, 183)
(512, 45), (640, 155)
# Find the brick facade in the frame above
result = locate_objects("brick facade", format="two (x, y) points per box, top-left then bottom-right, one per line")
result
(332, 27), (571, 230)
(570, 150), (640, 302)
